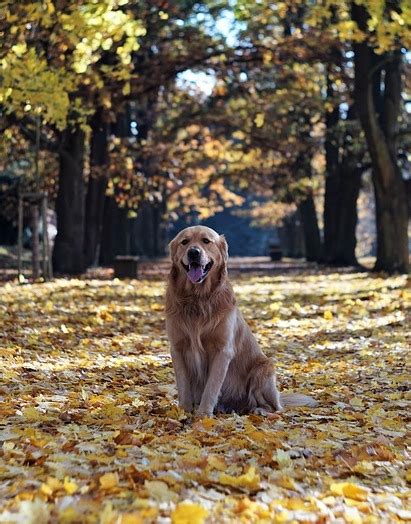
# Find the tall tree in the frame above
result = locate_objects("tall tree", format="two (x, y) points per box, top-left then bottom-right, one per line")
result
(351, 1), (409, 273)
(53, 126), (86, 273)
(1, 0), (145, 273)
(84, 109), (109, 267)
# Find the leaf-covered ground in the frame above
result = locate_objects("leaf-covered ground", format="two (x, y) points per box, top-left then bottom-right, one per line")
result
(0, 270), (410, 523)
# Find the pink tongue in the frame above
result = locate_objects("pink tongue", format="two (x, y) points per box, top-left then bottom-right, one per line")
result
(187, 265), (204, 283)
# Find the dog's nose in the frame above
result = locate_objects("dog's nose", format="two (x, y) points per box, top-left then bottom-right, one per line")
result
(187, 246), (201, 260)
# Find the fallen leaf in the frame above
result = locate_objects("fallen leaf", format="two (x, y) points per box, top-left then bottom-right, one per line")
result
(171, 503), (209, 524)
(99, 472), (119, 490)
(219, 466), (260, 490)
(63, 477), (78, 495)
(144, 480), (178, 502)
(330, 482), (370, 501)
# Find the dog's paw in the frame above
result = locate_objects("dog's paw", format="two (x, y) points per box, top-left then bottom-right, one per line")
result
(196, 407), (214, 417)
(252, 407), (269, 416)
(179, 402), (194, 413)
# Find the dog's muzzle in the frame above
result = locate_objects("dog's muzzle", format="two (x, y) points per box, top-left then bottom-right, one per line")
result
(182, 247), (213, 284)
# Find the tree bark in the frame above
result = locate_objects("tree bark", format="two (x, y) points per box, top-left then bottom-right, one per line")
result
(84, 111), (109, 267)
(279, 212), (305, 258)
(298, 193), (323, 262)
(352, 2), (409, 273)
(53, 126), (86, 274)
(324, 100), (363, 266)
(31, 204), (40, 279)
(295, 150), (323, 263)
(333, 161), (362, 265)
(99, 198), (129, 265)
(323, 67), (341, 263)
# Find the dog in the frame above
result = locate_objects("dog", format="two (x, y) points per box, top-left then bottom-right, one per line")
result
(165, 225), (317, 416)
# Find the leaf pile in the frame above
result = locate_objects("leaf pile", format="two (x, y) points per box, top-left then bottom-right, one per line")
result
(0, 270), (410, 523)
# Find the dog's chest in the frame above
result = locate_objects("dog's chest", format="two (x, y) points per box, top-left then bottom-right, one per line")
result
(184, 347), (206, 382)
(182, 321), (216, 380)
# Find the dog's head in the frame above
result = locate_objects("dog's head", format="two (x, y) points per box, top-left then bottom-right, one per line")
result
(168, 226), (228, 285)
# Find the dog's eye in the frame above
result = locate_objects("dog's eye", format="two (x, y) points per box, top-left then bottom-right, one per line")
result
(202, 238), (211, 244)
(181, 239), (189, 245)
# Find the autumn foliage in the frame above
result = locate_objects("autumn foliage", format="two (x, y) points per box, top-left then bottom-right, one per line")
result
(0, 269), (410, 521)
(1, 0), (410, 273)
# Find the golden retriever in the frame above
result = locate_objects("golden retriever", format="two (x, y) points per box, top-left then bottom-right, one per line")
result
(165, 225), (317, 416)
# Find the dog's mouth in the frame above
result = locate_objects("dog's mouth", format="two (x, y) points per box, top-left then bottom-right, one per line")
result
(182, 261), (213, 284)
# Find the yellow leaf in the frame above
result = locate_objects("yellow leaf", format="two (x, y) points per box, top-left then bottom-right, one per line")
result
(46, 2), (55, 14)
(171, 503), (209, 524)
(207, 455), (226, 471)
(63, 477), (78, 495)
(201, 417), (216, 429)
(287, 498), (308, 510)
(99, 503), (118, 524)
(323, 310), (333, 320)
(349, 397), (364, 408)
(277, 476), (298, 490)
(40, 483), (53, 496)
(59, 507), (80, 524)
(274, 510), (291, 523)
(101, 403), (124, 420)
(254, 113), (265, 128)
(353, 461), (375, 475)
(12, 42), (27, 57)
(46, 477), (62, 492)
(22, 407), (42, 421)
(99, 472), (119, 490)
(144, 480), (178, 502)
(236, 498), (271, 519)
(275, 449), (292, 469)
(44, 301), (54, 311)
(121, 513), (143, 524)
(263, 51), (272, 64)
(330, 482), (370, 501)
(219, 466), (260, 490)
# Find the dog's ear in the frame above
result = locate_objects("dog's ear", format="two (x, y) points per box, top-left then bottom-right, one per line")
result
(218, 234), (228, 262)
(168, 236), (178, 262)
(168, 237), (180, 281)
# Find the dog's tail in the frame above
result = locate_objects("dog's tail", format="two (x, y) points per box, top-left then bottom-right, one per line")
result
(280, 392), (318, 408)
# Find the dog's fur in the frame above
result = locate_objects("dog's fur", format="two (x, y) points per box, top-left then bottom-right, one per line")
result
(165, 225), (317, 416)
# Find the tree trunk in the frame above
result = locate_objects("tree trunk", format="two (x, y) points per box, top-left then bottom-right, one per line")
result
(84, 111), (109, 267)
(298, 193), (323, 262)
(152, 198), (167, 256)
(279, 212), (305, 258)
(99, 198), (129, 265)
(323, 68), (341, 263)
(53, 127), (86, 274)
(323, 174), (339, 262)
(132, 202), (154, 256)
(84, 177), (108, 266)
(333, 162), (362, 265)
(352, 3), (409, 273)
(31, 204), (40, 279)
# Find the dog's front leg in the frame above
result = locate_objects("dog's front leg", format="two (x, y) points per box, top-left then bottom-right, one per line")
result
(170, 346), (194, 412)
(197, 347), (233, 416)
